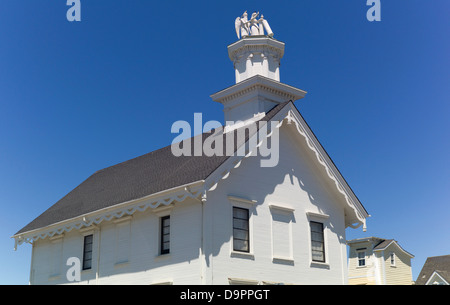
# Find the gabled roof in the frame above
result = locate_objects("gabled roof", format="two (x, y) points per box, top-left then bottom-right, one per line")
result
(347, 237), (414, 258)
(347, 236), (384, 245)
(373, 239), (414, 258)
(15, 102), (288, 236)
(415, 255), (450, 285)
(14, 100), (369, 245)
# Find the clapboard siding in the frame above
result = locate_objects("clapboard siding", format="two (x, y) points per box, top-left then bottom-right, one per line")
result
(206, 124), (348, 284)
(383, 243), (414, 285)
(30, 199), (202, 285)
(347, 240), (378, 285)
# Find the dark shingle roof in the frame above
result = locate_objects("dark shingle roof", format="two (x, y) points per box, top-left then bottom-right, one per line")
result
(16, 102), (289, 235)
(415, 255), (450, 285)
(373, 239), (394, 250)
(373, 238), (414, 258)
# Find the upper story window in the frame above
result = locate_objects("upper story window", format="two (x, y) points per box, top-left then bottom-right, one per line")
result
(160, 216), (170, 255)
(390, 252), (396, 266)
(82, 234), (93, 270)
(310, 221), (325, 263)
(233, 207), (250, 252)
(357, 251), (366, 267)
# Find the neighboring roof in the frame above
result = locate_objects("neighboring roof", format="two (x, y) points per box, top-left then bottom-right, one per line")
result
(373, 239), (395, 250)
(347, 237), (414, 258)
(415, 255), (450, 285)
(347, 236), (384, 245)
(373, 239), (414, 258)
(15, 102), (288, 236)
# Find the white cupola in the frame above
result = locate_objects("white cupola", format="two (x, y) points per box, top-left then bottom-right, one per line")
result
(211, 11), (306, 124)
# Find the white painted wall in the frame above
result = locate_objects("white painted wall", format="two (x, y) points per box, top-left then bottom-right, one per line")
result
(204, 123), (349, 284)
(30, 199), (203, 285)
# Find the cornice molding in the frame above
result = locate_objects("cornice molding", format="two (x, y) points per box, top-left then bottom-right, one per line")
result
(12, 181), (204, 249)
(228, 44), (284, 62)
(210, 75), (306, 105)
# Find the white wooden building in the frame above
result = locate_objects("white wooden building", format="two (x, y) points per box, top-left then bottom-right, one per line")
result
(13, 14), (369, 285)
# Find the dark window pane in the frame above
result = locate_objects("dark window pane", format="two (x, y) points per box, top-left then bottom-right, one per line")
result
(233, 218), (249, 230)
(233, 207), (249, 253)
(82, 234), (93, 270)
(233, 208), (248, 219)
(162, 241), (170, 251)
(312, 251), (324, 262)
(310, 222), (322, 233)
(233, 239), (249, 252)
(162, 217), (170, 227)
(311, 232), (324, 242)
(310, 222), (325, 262)
(160, 216), (170, 254)
(163, 226), (170, 235)
(233, 228), (249, 240)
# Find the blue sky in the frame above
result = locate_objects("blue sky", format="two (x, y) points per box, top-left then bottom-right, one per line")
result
(0, 1), (449, 284)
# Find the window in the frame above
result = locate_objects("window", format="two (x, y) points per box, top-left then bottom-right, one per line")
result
(310, 221), (325, 262)
(390, 252), (396, 266)
(233, 207), (249, 252)
(357, 251), (366, 267)
(82, 234), (93, 270)
(160, 216), (170, 255)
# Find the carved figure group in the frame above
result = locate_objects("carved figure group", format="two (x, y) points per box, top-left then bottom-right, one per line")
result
(235, 11), (274, 39)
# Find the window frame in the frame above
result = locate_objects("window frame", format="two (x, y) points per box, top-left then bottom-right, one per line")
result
(228, 195), (256, 257)
(160, 215), (170, 255)
(82, 234), (93, 271)
(309, 221), (326, 263)
(232, 206), (250, 253)
(357, 250), (366, 267)
(389, 252), (396, 267)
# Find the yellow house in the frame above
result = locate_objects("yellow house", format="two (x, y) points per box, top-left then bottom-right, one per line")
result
(347, 237), (414, 285)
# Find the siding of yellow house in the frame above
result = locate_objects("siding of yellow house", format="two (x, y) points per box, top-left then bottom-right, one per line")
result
(382, 242), (414, 285)
(348, 239), (378, 285)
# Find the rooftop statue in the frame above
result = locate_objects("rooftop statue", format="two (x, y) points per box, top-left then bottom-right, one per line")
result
(235, 11), (274, 39)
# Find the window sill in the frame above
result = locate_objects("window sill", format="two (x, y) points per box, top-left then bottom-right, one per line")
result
(114, 260), (130, 269)
(230, 251), (255, 260)
(310, 261), (330, 269)
(154, 253), (171, 262)
(150, 280), (173, 285)
(272, 257), (294, 265)
(48, 274), (61, 281)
